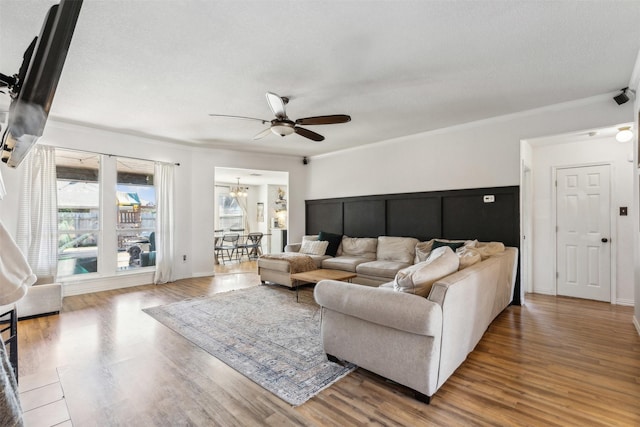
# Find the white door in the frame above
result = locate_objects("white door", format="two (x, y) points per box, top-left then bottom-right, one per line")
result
(556, 165), (611, 302)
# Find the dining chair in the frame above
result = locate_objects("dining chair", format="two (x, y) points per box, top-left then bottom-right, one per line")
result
(213, 230), (225, 264)
(214, 233), (240, 264)
(237, 232), (264, 261)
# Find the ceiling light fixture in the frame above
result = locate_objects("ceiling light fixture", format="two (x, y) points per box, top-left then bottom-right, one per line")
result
(615, 126), (633, 143)
(229, 178), (247, 198)
(270, 122), (295, 137)
(613, 87), (632, 105)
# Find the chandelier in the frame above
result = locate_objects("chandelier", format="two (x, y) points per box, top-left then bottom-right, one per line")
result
(229, 178), (247, 197)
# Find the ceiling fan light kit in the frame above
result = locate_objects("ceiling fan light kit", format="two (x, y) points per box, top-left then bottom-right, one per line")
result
(270, 121), (295, 137)
(210, 92), (351, 142)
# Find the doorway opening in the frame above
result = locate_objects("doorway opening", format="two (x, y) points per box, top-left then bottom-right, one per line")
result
(521, 124), (635, 305)
(214, 167), (288, 267)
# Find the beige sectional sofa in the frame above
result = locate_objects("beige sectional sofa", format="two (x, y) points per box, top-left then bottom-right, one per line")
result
(314, 246), (518, 403)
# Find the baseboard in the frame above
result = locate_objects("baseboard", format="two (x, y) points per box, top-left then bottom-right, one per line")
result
(62, 272), (155, 296)
(192, 271), (215, 278)
(615, 298), (635, 307)
(634, 316), (640, 337)
(531, 288), (556, 296)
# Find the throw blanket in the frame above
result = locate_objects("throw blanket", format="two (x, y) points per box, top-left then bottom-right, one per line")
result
(0, 340), (22, 427)
(260, 253), (317, 274)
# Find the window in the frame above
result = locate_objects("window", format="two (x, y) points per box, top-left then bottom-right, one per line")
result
(56, 150), (100, 276)
(217, 190), (244, 231)
(116, 158), (156, 270)
(55, 149), (157, 277)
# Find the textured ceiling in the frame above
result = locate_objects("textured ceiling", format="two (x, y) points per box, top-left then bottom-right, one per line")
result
(2, 1), (640, 158)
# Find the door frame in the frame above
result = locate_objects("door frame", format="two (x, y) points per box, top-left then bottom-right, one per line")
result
(551, 161), (617, 303)
(520, 160), (533, 295)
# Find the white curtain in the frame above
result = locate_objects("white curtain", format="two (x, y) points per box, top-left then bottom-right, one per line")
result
(153, 162), (175, 284)
(236, 196), (250, 233)
(16, 145), (58, 278)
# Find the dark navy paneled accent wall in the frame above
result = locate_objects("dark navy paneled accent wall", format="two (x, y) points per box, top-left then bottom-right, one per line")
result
(305, 186), (520, 304)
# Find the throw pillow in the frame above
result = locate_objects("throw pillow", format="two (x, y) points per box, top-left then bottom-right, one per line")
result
(393, 246), (460, 297)
(432, 239), (465, 252)
(299, 240), (329, 256)
(318, 231), (342, 257)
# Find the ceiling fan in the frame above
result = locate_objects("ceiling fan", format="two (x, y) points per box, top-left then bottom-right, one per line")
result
(209, 92), (351, 142)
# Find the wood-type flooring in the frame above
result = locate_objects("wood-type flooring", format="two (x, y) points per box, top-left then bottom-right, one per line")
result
(16, 262), (640, 426)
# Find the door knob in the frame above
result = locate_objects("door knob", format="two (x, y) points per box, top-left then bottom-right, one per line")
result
(601, 238), (609, 243)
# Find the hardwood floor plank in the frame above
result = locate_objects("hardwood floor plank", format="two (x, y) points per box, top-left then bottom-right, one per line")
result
(15, 266), (640, 426)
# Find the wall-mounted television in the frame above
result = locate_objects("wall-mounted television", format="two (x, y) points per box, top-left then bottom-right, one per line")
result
(0, 0), (83, 168)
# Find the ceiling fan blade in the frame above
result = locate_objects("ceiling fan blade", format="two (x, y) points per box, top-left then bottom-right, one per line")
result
(209, 114), (269, 124)
(253, 127), (272, 140)
(295, 114), (351, 125)
(266, 92), (287, 119)
(294, 126), (324, 142)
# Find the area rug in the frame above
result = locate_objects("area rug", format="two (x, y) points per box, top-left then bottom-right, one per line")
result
(143, 285), (356, 406)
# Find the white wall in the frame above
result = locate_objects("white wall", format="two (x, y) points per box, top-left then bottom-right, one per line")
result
(529, 136), (634, 305)
(0, 120), (307, 294)
(306, 96), (634, 201)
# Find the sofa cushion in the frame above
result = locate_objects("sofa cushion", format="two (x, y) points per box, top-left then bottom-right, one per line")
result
(414, 239), (434, 263)
(308, 255), (332, 268)
(340, 236), (377, 260)
(257, 257), (292, 272)
(259, 253), (329, 271)
(376, 236), (419, 264)
(300, 240), (329, 256)
(475, 241), (506, 260)
(318, 231), (342, 257)
(457, 247), (482, 270)
(322, 256), (370, 273)
(356, 260), (412, 279)
(378, 281), (394, 290)
(393, 246), (459, 297)
(414, 238), (477, 263)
